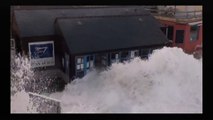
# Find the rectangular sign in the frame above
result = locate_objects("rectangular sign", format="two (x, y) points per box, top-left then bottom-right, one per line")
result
(28, 41), (55, 68)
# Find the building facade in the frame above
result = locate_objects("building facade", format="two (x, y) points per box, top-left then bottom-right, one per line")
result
(146, 6), (202, 54)
(12, 6), (169, 82)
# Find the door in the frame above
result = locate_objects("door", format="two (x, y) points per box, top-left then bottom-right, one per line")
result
(175, 30), (185, 43)
(64, 53), (69, 81)
(94, 53), (108, 67)
(110, 52), (120, 64)
(75, 56), (84, 78)
(167, 26), (174, 40)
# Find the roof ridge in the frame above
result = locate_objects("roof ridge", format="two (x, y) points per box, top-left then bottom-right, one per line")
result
(54, 13), (150, 23)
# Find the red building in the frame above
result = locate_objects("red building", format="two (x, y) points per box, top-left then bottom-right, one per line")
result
(148, 6), (202, 54)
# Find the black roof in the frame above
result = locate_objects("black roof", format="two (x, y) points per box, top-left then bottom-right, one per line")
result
(55, 15), (168, 54)
(14, 6), (154, 37)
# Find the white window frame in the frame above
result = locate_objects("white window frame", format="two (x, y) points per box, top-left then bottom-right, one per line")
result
(115, 54), (119, 59)
(77, 58), (82, 64)
(76, 64), (80, 70)
(80, 64), (84, 69)
(130, 51), (135, 58)
(86, 62), (90, 68)
(190, 24), (200, 42)
(90, 61), (93, 67)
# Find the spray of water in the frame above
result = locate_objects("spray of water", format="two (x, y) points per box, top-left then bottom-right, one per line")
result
(49, 47), (202, 113)
(10, 54), (60, 113)
(10, 54), (34, 95)
(10, 54), (37, 113)
(11, 47), (202, 113)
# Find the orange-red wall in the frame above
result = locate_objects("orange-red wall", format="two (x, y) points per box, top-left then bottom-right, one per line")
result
(184, 24), (202, 53)
(173, 23), (187, 50)
(158, 20), (202, 54)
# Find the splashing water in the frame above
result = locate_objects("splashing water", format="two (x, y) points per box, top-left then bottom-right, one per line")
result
(11, 47), (202, 113)
(10, 54), (62, 113)
(10, 54), (37, 113)
(11, 90), (39, 113)
(10, 54), (34, 95)
(49, 47), (202, 113)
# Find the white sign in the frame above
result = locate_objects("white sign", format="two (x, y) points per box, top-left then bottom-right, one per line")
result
(28, 41), (55, 68)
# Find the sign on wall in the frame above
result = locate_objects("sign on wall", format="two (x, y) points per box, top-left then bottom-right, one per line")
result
(28, 41), (55, 68)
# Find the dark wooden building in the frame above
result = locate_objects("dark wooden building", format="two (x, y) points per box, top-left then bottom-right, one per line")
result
(12, 6), (169, 82)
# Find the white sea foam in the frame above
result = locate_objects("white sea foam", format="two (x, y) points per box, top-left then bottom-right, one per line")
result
(49, 47), (202, 113)
(10, 47), (202, 113)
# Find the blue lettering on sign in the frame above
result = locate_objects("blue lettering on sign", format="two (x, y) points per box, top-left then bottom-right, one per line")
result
(30, 43), (53, 59)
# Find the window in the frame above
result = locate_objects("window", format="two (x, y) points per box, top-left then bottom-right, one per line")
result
(76, 65), (80, 70)
(130, 51), (135, 58)
(90, 56), (93, 61)
(121, 51), (129, 58)
(86, 62), (89, 68)
(115, 54), (119, 59)
(11, 39), (15, 48)
(111, 53), (116, 59)
(90, 61), (93, 67)
(77, 58), (82, 64)
(86, 56), (89, 62)
(160, 26), (167, 35)
(76, 56), (83, 71)
(175, 30), (184, 43)
(167, 26), (174, 40)
(134, 50), (139, 57)
(160, 25), (174, 40)
(130, 50), (139, 58)
(85, 56), (90, 69)
(111, 52), (119, 60)
(141, 49), (150, 59)
(80, 64), (84, 69)
(190, 25), (199, 41)
(141, 49), (149, 56)
(62, 58), (64, 68)
(66, 59), (69, 67)
(90, 55), (94, 68)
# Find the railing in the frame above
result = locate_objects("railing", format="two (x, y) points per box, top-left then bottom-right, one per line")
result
(145, 8), (202, 21)
(28, 92), (61, 113)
